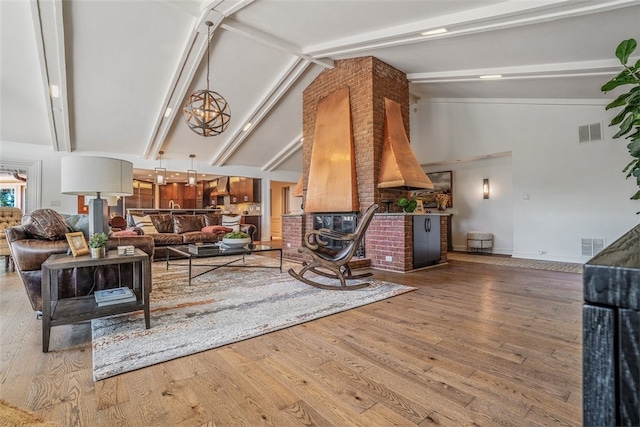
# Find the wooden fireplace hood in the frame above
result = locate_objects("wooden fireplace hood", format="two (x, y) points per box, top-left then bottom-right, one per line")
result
(378, 98), (434, 190)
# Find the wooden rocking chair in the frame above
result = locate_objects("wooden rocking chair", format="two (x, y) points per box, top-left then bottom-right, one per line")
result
(288, 204), (379, 290)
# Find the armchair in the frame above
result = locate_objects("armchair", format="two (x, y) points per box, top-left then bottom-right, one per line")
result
(289, 204), (379, 290)
(0, 207), (23, 270)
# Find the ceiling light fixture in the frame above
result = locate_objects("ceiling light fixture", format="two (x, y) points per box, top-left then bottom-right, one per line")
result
(50, 84), (60, 98)
(186, 154), (197, 187)
(183, 21), (230, 137)
(164, 107), (172, 117)
(479, 74), (503, 79)
(420, 28), (448, 36)
(242, 122), (252, 132)
(155, 151), (167, 185)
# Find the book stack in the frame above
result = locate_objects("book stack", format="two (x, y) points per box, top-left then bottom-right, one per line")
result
(117, 245), (135, 256)
(94, 287), (136, 307)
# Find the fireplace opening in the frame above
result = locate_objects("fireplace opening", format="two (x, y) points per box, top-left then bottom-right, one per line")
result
(313, 212), (365, 257)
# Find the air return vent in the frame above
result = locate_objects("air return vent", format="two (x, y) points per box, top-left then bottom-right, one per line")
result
(578, 123), (602, 143)
(582, 238), (605, 257)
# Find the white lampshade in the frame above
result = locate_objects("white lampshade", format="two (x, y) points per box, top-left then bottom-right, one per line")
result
(61, 156), (133, 196)
(61, 156), (133, 236)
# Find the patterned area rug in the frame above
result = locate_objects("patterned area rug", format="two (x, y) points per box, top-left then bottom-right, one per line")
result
(92, 256), (415, 381)
(447, 252), (583, 274)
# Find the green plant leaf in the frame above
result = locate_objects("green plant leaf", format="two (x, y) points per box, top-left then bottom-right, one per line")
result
(630, 189), (640, 200)
(613, 114), (636, 138)
(601, 71), (635, 92)
(610, 105), (634, 126)
(615, 39), (637, 65)
(605, 92), (633, 110)
(628, 139), (640, 157)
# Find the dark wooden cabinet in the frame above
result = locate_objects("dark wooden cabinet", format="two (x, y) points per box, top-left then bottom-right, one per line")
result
(230, 177), (261, 203)
(583, 224), (639, 426)
(413, 215), (441, 269)
(124, 180), (154, 209)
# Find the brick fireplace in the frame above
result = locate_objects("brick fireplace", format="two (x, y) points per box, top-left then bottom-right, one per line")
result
(282, 56), (448, 271)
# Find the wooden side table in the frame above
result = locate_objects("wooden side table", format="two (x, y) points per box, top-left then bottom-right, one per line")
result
(41, 248), (151, 352)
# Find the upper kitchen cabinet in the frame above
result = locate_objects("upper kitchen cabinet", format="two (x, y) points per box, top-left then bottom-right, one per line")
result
(229, 177), (261, 204)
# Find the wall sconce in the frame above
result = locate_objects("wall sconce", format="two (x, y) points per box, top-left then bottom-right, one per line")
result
(483, 179), (490, 199)
(155, 151), (167, 185)
(186, 154), (197, 187)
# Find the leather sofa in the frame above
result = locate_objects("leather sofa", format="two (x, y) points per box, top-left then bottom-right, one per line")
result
(6, 209), (155, 313)
(126, 212), (256, 260)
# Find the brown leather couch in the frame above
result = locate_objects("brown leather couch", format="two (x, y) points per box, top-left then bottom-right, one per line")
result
(6, 209), (155, 313)
(126, 213), (256, 260)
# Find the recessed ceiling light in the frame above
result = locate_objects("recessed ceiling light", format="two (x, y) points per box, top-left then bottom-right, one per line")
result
(479, 74), (503, 79)
(243, 123), (253, 132)
(164, 107), (172, 117)
(50, 85), (60, 98)
(420, 28), (448, 36)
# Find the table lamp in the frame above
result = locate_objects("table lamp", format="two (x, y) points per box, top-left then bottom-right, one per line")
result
(61, 156), (133, 235)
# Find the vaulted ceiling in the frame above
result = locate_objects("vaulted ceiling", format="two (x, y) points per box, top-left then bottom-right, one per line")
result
(2, 0), (639, 180)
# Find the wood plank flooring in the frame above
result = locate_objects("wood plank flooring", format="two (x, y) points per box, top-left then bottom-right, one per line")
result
(0, 259), (583, 426)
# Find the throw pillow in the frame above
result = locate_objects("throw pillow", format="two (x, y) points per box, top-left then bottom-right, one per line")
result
(131, 215), (159, 234)
(22, 209), (68, 240)
(61, 213), (91, 238)
(221, 215), (241, 232)
(150, 214), (173, 233)
(202, 225), (233, 234)
(172, 215), (205, 234)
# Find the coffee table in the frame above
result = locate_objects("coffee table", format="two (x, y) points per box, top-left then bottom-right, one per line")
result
(166, 243), (283, 285)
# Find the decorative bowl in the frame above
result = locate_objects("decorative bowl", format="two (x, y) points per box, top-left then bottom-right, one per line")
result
(222, 237), (251, 248)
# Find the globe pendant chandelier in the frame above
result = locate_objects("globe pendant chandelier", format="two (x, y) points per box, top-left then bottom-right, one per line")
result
(183, 21), (230, 137)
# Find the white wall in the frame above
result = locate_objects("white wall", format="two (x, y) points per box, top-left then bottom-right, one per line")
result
(412, 99), (640, 263)
(425, 155), (513, 255)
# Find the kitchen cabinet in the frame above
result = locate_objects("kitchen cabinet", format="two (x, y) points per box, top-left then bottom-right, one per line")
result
(413, 215), (441, 269)
(230, 177), (261, 203)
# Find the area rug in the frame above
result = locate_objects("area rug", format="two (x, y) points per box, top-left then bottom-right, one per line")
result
(0, 399), (60, 426)
(91, 256), (415, 381)
(447, 251), (583, 273)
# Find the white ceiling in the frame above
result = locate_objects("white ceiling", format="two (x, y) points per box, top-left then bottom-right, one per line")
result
(2, 0), (639, 181)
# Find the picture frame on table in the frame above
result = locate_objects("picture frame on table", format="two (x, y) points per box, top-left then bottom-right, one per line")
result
(65, 232), (89, 256)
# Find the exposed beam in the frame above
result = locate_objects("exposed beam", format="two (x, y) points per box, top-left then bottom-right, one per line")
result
(209, 57), (312, 166)
(30, 0), (70, 152)
(305, 0), (637, 58)
(262, 134), (303, 172)
(408, 59), (629, 83)
(221, 19), (333, 69)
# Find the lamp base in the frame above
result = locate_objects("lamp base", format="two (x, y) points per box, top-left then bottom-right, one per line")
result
(88, 198), (109, 235)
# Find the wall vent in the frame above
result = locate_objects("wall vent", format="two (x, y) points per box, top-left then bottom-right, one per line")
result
(578, 123), (602, 143)
(582, 238), (605, 257)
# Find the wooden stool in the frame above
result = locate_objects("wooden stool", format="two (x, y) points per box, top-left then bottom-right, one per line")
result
(467, 231), (493, 254)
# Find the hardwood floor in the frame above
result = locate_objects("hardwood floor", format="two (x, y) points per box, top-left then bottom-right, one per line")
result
(0, 259), (583, 426)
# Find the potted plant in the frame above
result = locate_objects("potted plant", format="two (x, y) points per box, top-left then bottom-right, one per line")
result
(398, 197), (417, 213)
(221, 231), (251, 248)
(88, 232), (109, 258)
(601, 38), (640, 205)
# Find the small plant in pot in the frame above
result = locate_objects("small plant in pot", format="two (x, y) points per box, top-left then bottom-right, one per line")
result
(89, 232), (109, 258)
(398, 197), (417, 213)
(222, 231), (252, 248)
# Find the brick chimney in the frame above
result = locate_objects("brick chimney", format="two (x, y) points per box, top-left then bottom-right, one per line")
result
(301, 56), (412, 212)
